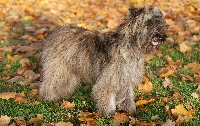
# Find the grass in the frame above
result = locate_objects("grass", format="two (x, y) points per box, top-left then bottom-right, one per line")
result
(0, 41), (200, 125)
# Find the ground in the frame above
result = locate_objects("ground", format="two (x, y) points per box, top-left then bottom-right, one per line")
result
(0, 0), (200, 125)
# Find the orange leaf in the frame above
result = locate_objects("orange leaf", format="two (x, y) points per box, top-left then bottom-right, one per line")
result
(138, 77), (153, 93)
(78, 112), (98, 125)
(62, 100), (75, 110)
(135, 98), (155, 106)
(111, 112), (130, 124)
(159, 68), (177, 77)
(30, 114), (43, 124)
(0, 92), (16, 99)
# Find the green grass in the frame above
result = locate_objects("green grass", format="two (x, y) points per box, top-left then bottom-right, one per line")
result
(0, 36), (200, 126)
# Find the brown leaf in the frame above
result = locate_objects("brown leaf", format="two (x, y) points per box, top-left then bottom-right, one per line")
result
(184, 62), (200, 74)
(180, 74), (194, 82)
(166, 57), (181, 68)
(35, 27), (48, 35)
(13, 118), (26, 126)
(19, 58), (31, 67)
(0, 115), (11, 126)
(111, 112), (130, 124)
(78, 112), (98, 125)
(16, 46), (34, 54)
(17, 68), (26, 75)
(8, 76), (25, 83)
(14, 92), (26, 103)
(138, 77), (153, 93)
(24, 70), (40, 82)
(172, 92), (183, 100)
(162, 77), (171, 88)
(0, 92), (16, 99)
(162, 119), (175, 126)
(62, 100), (75, 110)
(136, 119), (159, 126)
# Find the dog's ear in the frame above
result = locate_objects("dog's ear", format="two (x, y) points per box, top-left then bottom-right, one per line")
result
(128, 7), (143, 19)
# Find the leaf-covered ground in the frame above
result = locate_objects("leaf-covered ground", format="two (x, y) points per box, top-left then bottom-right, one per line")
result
(0, 0), (200, 125)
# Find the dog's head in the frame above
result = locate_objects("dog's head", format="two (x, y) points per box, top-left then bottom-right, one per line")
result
(128, 6), (167, 53)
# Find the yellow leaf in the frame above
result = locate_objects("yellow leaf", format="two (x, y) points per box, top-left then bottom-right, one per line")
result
(0, 115), (11, 126)
(77, 23), (87, 28)
(135, 98), (155, 106)
(30, 114), (43, 124)
(189, 6), (195, 12)
(7, 54), (21, 63)
(171, 104), (194, 118)
(138, 77), (153, 93)
(55, 122), (73, 126)
(179, 42), (192, 53)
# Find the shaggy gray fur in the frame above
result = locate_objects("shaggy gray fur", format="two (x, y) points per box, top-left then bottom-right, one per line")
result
(40, 6), (166, 115)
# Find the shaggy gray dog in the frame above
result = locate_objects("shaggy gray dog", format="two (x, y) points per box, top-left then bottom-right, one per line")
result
(40, 6), (166, 115)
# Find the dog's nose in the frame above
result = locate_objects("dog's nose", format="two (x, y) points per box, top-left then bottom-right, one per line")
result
(159, 34), (167, 41)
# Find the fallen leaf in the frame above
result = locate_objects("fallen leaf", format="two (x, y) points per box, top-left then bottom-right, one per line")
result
(0, 92), (16, 99)
(172, 92), (183, 100)
(62, 100), (75, 110)
(180, 74), (194, 82)
(14, 92), (26, 103)
(171, 104), (194, 119)
(7, 54), (22, 63)
(13, 118), (26, 126)
(78, 112), (98, 125)
(129, 116), (136, 125)
(158, 68), (177, 77)
(135, 98), (155, 106)
(136, 119), (159, 126)
(162, 77), (171, 88)
(179, 42), (192, 53)
(8, 76), (25, 83)
(184, 62), (200, 74)
(151, 115), (159, 120)
(0, 115), (11, 126)
(30, 114), (43, 125)
(166, 57), (181, 68)
(191, 92), (198, 98)
(107, 19), (119, 29)
(138, 77), (153, 93)
(16, 46), (34, 54)
(55, 122), (73, 126)
(165, 105), (174, 119)
(111, 112), (129, 124)
(17, 68), (26, 75)
(162, 119), (175, 126)
(24, 70), (40, 82)
(19, 58), (31, 67)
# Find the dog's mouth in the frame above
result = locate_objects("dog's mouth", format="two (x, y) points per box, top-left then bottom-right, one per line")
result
(151, 35), (166, 46)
